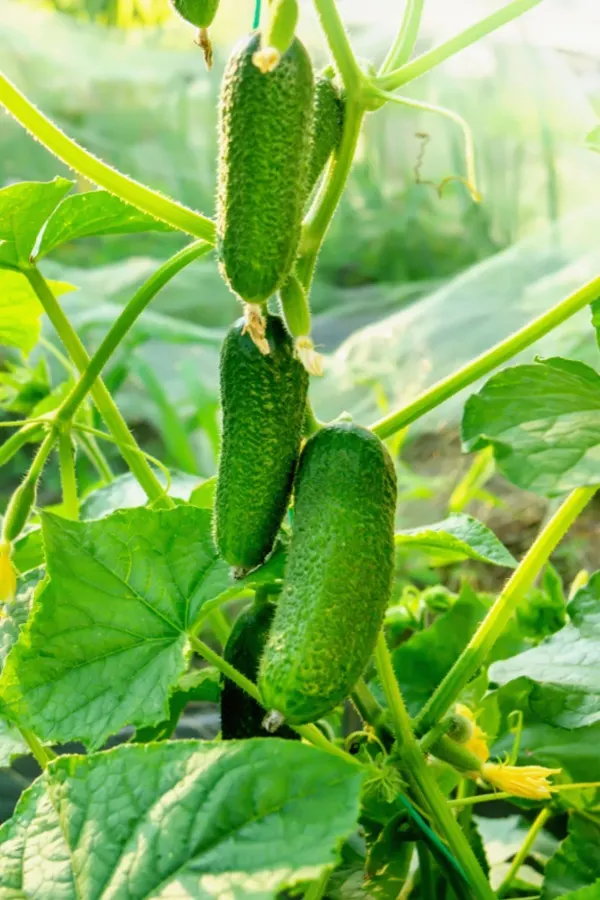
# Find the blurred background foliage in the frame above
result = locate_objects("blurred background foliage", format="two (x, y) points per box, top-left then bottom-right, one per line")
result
(2, 0), (600, 532)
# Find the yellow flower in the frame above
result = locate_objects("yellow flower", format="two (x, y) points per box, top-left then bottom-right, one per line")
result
(454, 703), (490, 763)
(482, 762), (562, 800)
(0, 542), (16, 605)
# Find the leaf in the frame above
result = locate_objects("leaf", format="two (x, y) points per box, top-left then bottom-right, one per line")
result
(0, 740), (364, 898)
(462, 358), (600, 496)
(0, 718), (27, 767)
(490, 571), (600, 729)
(0, 270), (75, 355)
(12, 527), (44, 575)
(133, 666), (221, 742)
(542, 815), (600, 899)
(390, 586), (488, 717)
(37, 190), (174, 259)
(490, 678), (600, 787)
(0, 568), (43, 672)
(395, 513), (516, 568)
(80, 470), (201, 519)
(560, 882), (600, 900)
(0, 178), (73, 268)
(0, 507), (235, 749)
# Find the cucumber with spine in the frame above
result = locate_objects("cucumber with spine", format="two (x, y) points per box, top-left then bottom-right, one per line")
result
(217, 33), (314, 304)
(215, 314), (308, 571)
(221, 596), (299, 739)
(259, 423), (397, 724)
(305, 75), (345, 198)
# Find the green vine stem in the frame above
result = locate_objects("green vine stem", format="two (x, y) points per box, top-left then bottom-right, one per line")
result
(415, 485), (597, 739)
(57, 431), (79, 520)
(188, 635), (360, 766)
(496, 807), (551, 898)
(379, 0), (425, 73)
(24, 265), (173, 509)
(376, 0), (544, 92)
(374, 631), (495, 900)
(311, 0), (363, 92)
(57, 241), (213, 424)
(0, 74), (216, 242)
(371, 273), (600, 440)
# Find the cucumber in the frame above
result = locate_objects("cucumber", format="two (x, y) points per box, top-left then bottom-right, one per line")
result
(221, 596), (299, 739)
(259, 423), (397, 724)
(215, 314), (308, 571)
(306, 75), (345, 198)
(170, 0), (218, 27)
(217, 33), (314, 304)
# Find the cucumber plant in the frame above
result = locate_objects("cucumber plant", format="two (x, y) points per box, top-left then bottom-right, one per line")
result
(3, 0), (600, 897)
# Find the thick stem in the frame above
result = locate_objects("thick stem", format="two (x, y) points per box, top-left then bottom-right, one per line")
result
(496, 807), (551, 898)
(380, 0), (425, 73)
(24, 266), (173, 509)
(311, 0), (362, 92)
(377, 0), (544, 92)
(0, 74), (215, 242)
(371, 273), (600, 440)
(415, 486), (597, 739)
(188, 635), (359, 765)
(57, 241), (213, 423)
(58, 431), (79, 520)
(374, 632), (494, 900)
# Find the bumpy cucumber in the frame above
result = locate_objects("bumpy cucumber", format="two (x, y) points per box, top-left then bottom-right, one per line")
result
(217, 33), (314, 304)
(306, 75), (345, 198)
(221, 596), (299, 739)
(170, 0), (218, 27)
(259, 423), (397, 724)
(215, 314), (308, 571)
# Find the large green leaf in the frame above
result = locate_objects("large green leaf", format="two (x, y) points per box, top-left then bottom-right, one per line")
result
(37, 190), (175, 259)
(462, 358), (600, 496)
(490, 571), (600, 728)
(395, 514), (516, 568)
(0, 507), (235, 749)
(0, 270), (75, 355)
(0, 178), (73, 268)
(0, 568), (42, 672)
(542, 816), (600, 899)
(0, 740), (364, 899)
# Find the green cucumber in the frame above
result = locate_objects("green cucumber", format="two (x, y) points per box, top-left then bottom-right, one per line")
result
(221, 596), (299, 739)
(217, 33), (314, 304)
(170, 0), (219, 27)
(259, 423), (397, 725)
(215, 314), (308, 571)
(306, 75), (345, 198)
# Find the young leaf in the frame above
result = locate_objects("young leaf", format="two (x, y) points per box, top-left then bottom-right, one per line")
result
(395, 513), (516, 568)
(462, 358), (600, 496)
(0, 507), (235, 749)
(542, 815), (600, 899)
(0, 270), (75, 355)
(0, 740), (364, 898)
(0, 178), (73, 268)
(37, 190), (174, 259)
(490, 571), (600, 728)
